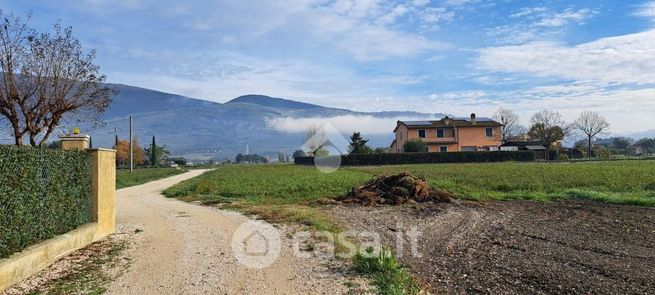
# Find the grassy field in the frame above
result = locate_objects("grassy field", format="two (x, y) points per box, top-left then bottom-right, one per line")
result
(116, 168), (187, 189)
(164, 161), (655, 205)
(162, 160), (655, 230)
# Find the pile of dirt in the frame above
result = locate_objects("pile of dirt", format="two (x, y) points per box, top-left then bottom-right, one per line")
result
(335, 172), (453, 205)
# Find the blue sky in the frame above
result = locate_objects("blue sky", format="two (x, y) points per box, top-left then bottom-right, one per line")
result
(4, 0), (655, 134)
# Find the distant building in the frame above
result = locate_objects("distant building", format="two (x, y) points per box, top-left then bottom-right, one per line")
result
(390, 113), (503, 153)
(500, 141), (547, 159)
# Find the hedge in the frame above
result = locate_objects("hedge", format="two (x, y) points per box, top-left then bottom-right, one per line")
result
(294, 151), (536, 166)
(0, 145), (92, 258)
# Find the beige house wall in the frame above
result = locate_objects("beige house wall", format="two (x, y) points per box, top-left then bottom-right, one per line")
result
(455, 126), (502, 150)
(392, 123), (502, 153)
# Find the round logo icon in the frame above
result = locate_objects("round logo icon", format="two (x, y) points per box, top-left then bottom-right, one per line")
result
(231, 220), (282, 269)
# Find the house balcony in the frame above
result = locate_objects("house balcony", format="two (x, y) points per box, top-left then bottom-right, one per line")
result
(420, 137), (457, 143)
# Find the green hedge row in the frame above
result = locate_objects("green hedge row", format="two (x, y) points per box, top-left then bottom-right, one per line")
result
(0, 145), (92, 258)
(295, 151), (536, 166)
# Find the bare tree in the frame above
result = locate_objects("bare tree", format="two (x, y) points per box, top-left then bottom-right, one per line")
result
(528, 109), (570, 159)
(492, 107), (524, 142)
(304, 122), (328, 156)
(0, 12), (114, 146)
(574, 110), (610, 157)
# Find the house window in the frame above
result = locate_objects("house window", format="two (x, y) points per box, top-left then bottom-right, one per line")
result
(437, 129), (444, 138)
(439, 146), (448, 152)
(485, 127), (493, 137)
(418, 129), (426, 138)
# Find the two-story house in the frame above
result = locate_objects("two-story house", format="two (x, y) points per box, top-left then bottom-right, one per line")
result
(390, 113), (503, 153)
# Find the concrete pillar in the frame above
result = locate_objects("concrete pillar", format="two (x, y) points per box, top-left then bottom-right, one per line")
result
(88, 148), (117, 240)
(59, 135), (90, 151)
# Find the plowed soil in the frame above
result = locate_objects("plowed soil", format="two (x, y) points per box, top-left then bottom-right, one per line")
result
(326, 200), (655, 294)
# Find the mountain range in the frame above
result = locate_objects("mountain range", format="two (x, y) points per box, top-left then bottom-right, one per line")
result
(88, 84), (442, 160)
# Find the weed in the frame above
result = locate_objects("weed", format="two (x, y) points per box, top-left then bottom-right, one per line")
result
(353, 247), (420, 295)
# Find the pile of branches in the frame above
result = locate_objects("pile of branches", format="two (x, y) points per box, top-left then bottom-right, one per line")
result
(335, 172), (453, 206)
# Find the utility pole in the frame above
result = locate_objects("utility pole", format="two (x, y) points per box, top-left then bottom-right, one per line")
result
(129, 116), (133, 173)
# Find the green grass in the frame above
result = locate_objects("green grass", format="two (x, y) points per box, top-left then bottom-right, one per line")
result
(163, 160), (655, 208)
(357, 161), (655, 206)
(116, 167), (187, 189)
(353, 247), (419, 295)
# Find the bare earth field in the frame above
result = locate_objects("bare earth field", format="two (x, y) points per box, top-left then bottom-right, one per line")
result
(326, 200), (655, 294)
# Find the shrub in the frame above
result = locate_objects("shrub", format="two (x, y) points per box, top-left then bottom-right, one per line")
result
(402, 139), (427, 153)
(0, 145), (92, 258)
(294, 151), (535, 166)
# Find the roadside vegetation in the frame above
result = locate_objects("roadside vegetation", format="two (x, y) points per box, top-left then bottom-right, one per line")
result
(116, 168), (187, 189)
(353, 247), (419, 295)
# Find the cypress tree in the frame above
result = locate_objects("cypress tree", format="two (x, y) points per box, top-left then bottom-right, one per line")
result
(151, 135), (157, 167)
(114, 134), (119, 149)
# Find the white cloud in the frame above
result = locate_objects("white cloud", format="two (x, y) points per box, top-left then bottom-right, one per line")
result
(477, 29), (655, 85)
(535, 8), (596, 27)
(420, 85), (655, 134)
(634, 1), (655, 18)
(489, 6), (598, 44)
(266, 115), (430, 135)
(444, 0), (481, 7)
(419, 7), (455, 28)
(510, 7), (548, 18)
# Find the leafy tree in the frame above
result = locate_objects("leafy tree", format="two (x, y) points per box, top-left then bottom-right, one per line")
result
(611, 137), (631, 151)
(574, 139), (588, 156)
(0, 12), (114, 146)
(528, 110), (569, 159)
(293, 149), (306, 158)
(144, 136), (169, 167)
(574, 111), (610, 158)
(403, 139), (427, 153)
(235, 153), (268, 163)
(349, 132), (371, 154)
(636, 138), (655, 154)
(115, 138), (145, 167)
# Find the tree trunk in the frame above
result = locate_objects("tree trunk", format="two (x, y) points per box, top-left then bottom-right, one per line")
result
(11, 120), (23, 146)
(588, 136), (592, 158)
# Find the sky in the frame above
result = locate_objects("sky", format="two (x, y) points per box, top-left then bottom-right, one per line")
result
(4, 0), (655, 135)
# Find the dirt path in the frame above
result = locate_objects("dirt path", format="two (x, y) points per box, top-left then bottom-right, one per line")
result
(108, 170), (354, 294)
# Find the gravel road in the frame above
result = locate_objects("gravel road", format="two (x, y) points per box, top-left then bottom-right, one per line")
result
(107, 170), (357, 294)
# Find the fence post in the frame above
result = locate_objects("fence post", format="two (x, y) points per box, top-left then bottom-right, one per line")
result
(58, 134), (90, 150)
(88, 148), (117, 240)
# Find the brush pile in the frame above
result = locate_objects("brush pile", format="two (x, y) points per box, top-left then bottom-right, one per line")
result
(335, 172), (453, 205)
